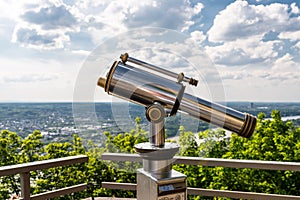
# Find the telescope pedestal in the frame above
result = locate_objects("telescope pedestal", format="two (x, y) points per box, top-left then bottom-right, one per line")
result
(137, 168), (186, 200)
(135, 142), (187, 200)
(134, 104), (187, 199)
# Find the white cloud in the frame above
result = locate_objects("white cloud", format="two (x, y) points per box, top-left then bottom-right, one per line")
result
(295, 41), (300, 49)
(2, 73), (59, 83)
(0, 55), (80, 101)
(10, 1), (80, 50)
(0, 1), (30, 20)
(215, 60), (300, 101)
(273, 53), (300, 72)
(205, 37), (281, 66)
(278, 30), (300, 41)
(11, 25), (71, 49)
(1, 0), (299, 102)
(291, 2), (300, 14)
(190, 30), (206, 43)
(218, 69), (250, 80)
(207, 1), (299, 42)
(21, 5), (77, 29)
(8, 0), (203, 50)
(71, 49), (90, 56)
(263, 53), (300, 84)
(207, 1), (300, 75)
(217, 53), (300, 88)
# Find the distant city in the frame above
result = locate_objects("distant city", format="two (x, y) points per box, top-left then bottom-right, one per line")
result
(1, 102), (300, 146)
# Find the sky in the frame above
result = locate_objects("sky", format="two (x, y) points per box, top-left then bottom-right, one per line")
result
(0, 0), (300, 102)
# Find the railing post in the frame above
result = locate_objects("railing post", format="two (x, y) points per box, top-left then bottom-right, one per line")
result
(20, 172), (30, 200)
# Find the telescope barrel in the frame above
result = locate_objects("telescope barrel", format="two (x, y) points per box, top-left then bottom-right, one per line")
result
(179, 93), (256, 138)
(98, 59), (256, 138)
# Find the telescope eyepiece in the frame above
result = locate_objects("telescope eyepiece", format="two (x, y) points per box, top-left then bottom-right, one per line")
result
(97, 77), (106, 88)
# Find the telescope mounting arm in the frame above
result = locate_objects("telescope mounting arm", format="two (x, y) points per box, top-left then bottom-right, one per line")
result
(146, 103), (167, 148)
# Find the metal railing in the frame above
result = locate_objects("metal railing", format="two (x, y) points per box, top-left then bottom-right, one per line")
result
(101, 153), (300, 200)
(0, 155), (88, 200)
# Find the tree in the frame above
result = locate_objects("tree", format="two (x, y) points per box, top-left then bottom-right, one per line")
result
(33, 134), (89, 199)
(0, 130), (22, 199)
(211, 110), (300, 197)
(99, 117), (147, 198)
(20, 130), (44, 163)
(1, 110), (299, 199)
(174, 110), (300, 199)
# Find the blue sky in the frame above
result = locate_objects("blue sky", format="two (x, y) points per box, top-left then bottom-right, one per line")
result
(0, 0), (300, 102)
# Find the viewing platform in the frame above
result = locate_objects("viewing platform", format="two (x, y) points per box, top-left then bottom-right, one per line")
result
(0, 154), (300, 200)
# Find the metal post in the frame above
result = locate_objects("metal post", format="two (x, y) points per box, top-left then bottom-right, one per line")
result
(149, 120), (165, 147)
(135, 103), (187, 200)
(20, 172), (30, 200)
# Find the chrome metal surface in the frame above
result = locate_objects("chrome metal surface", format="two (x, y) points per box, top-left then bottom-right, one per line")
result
(146, 104), (166, 147)
(134, 142), (179, 179)
(137, 169), (187, 200)
(134, 142), (179, 157)
(120, 53), (198, 86)
(150, 120), (165, 147)
(101, 61), (184, 113)
(179, 93), (256, 138)
(143, 159), (172, 179)
(98, 60), (256, 137)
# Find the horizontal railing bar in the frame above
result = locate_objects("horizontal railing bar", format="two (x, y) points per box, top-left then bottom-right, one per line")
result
(174, 156), (300, 171)
(31, 183), (88, 200)
(102, 182), (137, 191)
(188, 188), (300, 200)
(0, 155), (88, 177)
(101, 153), (142, 162)
(101, 153), (300, 171)
(101, 182), (300, 200)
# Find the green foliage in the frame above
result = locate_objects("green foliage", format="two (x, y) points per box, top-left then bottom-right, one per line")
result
(0, 130), (22, 198)
(198, 129), (228, 158)
(21, 130), (44, 162)
(214, 110), (300, 197)
(178, 126), (198, 157)
(0, 130), (21, 166)
(1, 110), (300, 199)
(174, 110), (300, 199)
(99, 117), (147, 198)
(104, 117), (147, 153)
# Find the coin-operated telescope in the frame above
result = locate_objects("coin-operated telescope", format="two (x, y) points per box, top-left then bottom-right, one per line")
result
(97, 53), (256, 200)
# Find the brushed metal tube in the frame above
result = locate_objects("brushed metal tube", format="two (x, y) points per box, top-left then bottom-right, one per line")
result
(146, 103), (166, 147)
(102, 61), (183, 111)
(143, 159), (172, 179)
(179, 93), (256, 138)
(98, 61), (256, 138)
(150, 120), (165, 147)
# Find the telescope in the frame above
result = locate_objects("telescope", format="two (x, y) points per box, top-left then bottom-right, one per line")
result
(97, 53), (256, 200)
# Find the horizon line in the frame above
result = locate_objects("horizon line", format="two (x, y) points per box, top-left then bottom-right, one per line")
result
(0, 101), (300, 103)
